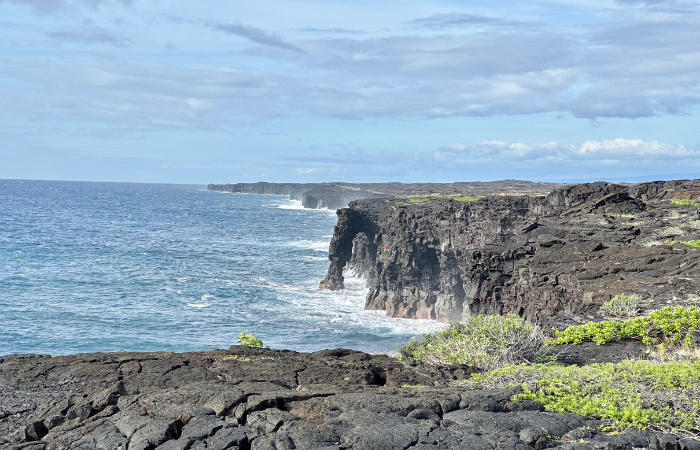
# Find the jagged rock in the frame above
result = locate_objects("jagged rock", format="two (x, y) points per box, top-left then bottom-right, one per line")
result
(320, 179), (700, 329)
(3, 347), (696, 449)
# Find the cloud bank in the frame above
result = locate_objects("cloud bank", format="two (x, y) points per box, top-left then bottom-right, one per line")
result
(0, 0), (134, 15)
(284, 138), (699, 181)
(0, 0), (698, 125)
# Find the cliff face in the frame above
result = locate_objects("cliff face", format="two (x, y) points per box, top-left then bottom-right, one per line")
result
(321, 180), (700, 328)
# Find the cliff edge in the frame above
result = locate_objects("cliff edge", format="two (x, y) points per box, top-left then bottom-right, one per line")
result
(321, 179), (700, 329)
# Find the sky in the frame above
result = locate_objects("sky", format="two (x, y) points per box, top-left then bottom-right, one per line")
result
(0, 0), (698, 184)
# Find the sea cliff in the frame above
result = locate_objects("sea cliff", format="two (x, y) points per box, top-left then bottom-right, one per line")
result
(321, 179), (700, 329)
(207, 181), (564, 210)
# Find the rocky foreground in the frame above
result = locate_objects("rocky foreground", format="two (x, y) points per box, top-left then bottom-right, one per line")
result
(321, 179), (700, 330)
(2, 345), (698, 450)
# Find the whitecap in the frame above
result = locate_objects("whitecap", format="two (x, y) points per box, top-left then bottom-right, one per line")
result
(187, 303), (211, 308)
(277, 200), (305, 210)
(201, 294), (215, 301)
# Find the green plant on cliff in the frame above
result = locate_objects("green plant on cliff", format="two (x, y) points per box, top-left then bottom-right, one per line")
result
(602, 294), (640, 318)
(671, 199), (700, 207)
(463, 360), (700, 435)
(237, 332), (263, 347)
(550, 306), (700, 347)
(397, 314), (548, 370)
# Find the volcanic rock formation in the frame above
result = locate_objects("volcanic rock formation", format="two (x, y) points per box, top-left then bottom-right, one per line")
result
(321, 180), (700, 329)
(2, 347), (696, 450)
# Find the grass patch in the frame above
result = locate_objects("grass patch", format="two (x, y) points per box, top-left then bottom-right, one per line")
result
(463, 360), (700, 435)
(397, 314), (548, 370)
(665, 239), (700, 248)
(406, 196), (432, 204)
(671, 199), (700, 207)
(386, 194), (483, 206)
(452, 195), (482, 202)
(550, 306), (700, 346)
(602, 294), (640, 318)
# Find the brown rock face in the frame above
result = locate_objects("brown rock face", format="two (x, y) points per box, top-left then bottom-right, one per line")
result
(320, 179), (700, 329)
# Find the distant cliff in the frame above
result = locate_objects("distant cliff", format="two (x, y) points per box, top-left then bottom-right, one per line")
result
(208, 180), (566, 210)
(321, 179), (700, 329)
(207, 182), (386, 209)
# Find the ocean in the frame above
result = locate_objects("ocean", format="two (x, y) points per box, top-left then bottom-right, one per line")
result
(0, 180), (443, 356)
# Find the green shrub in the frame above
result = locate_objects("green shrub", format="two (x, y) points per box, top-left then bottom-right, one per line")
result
(397, 314), (548, 370)
(602, 294), (640, 318)
(550, 306), (700, 346)
(464, 360), (700, 435)
(665, 239), (700, 248)
(671, 199), (700, 207)
(237, 332), (263, 347)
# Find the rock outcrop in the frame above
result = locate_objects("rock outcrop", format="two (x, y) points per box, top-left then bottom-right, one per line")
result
(2, 347), (695, 450)
(321, 179), (700, 329)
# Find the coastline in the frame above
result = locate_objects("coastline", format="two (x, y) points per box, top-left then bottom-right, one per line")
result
(3, 178), (700, 448)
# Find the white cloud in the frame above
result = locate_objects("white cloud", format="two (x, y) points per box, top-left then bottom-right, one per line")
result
(577, 138), (691, 158)
(1, 0), (699, 126)
(283, 138), (699, 181)
(434, 139), (697, 163)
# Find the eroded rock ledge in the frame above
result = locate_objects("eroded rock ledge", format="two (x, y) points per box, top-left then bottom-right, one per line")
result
(2, 347), (696, 450)
(320, 180), (700, 329)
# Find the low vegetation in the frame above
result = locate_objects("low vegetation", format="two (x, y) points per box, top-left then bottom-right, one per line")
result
(550, 306), (700, 346)
(398, 306), (700, 435)
(464, 360), (700, 435)
(671, 199), (700, 207)
(602, 293), (640, 318)
(665, 239), (700, 248)
(385, 194), (483, 206)
(397, 314), (548, 370)
(452, 194), (482, 202)
(237, 332), (264, 347)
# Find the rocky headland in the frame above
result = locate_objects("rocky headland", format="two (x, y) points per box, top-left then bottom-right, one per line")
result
(320, 179), (700, 330)
(3, 178), (700, 449)
(207, 181), (564, 210)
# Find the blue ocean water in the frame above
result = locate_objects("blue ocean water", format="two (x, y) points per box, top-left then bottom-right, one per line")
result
(0, 180), (443, 356)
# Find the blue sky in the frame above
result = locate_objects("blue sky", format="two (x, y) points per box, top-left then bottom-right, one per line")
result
(0, 0), (698, 184)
